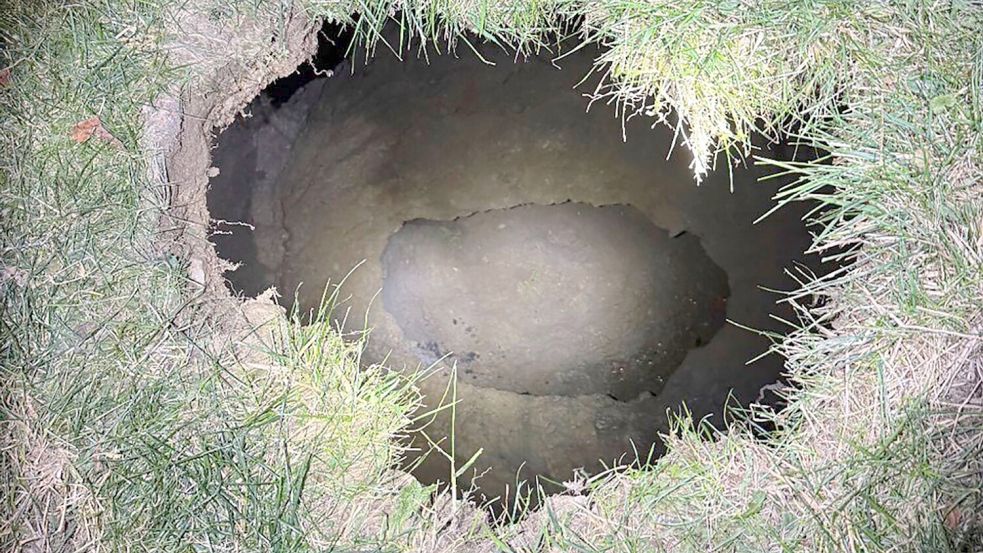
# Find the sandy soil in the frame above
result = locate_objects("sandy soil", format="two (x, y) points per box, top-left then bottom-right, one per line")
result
(208, 40), (823, 506)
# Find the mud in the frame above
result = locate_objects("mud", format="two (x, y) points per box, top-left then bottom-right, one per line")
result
(208, 39), (823, 506)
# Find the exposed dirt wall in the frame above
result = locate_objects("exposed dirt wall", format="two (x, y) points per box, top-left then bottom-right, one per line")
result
(146, 3), (319, 307)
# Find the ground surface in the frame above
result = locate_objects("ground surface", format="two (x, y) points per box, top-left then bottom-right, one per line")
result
(209, 41), (821, 503)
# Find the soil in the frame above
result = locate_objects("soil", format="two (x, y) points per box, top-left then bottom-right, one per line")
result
(382, 202), (728, 400)
(207, 39), (823, 506)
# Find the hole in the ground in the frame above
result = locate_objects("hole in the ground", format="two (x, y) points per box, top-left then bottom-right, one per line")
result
(207, 22), (830, 514)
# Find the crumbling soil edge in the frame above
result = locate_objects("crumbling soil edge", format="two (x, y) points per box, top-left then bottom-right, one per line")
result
(143, 6), (320, 332)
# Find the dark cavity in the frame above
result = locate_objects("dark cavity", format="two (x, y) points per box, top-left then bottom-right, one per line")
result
(207, 22), (828, 514)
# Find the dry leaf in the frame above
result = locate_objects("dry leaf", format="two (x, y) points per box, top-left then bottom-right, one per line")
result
(70, 116), (123, 149)
(944, 508), (962, 530)
(1, 265), (28, 287)
(0, 67), (11, 88)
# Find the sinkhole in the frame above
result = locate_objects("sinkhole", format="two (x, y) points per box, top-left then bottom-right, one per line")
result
(382, 202), (728, 401)
(207, 24), (828, 511)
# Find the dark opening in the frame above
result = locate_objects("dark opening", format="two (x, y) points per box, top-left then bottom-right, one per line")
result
(207, 21), (831, 516)
(265, 21), (354, 106)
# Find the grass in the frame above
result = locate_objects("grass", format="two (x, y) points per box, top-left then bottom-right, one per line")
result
(0, 1), (432, 550)
(2, 0), (982, 551)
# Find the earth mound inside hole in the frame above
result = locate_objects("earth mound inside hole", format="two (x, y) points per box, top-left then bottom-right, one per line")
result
(382, 202), (728, 400)
(207, 29), (824, 508)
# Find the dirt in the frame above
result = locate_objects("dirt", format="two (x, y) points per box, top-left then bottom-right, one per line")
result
(208, 39), (823, 505)
(148, 0), (319, 303)
(207, 79), (325, 296)
(382, 202), (728, 400)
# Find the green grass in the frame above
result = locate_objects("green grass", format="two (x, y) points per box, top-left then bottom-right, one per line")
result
(0, 1), (430, 550)
(2, 0), (982, 551)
